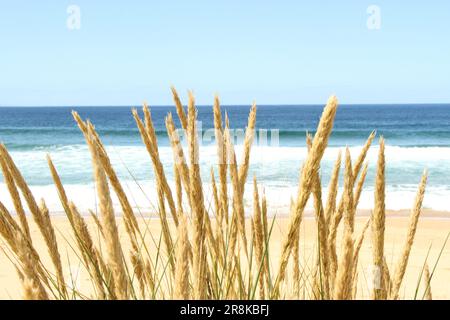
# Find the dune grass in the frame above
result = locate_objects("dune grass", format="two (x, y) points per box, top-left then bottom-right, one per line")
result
(0, 88), (440, 300)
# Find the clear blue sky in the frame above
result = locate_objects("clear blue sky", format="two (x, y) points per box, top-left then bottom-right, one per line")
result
(0, 1), (449, 106)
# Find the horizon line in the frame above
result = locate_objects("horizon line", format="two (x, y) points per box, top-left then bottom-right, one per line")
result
(1, 102), (450, 108)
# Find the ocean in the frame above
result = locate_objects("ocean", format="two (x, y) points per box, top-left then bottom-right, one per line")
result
(1, 103), (450, 214)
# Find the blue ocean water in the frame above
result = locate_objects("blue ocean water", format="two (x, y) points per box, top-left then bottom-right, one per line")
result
(1, 104), (450, 213)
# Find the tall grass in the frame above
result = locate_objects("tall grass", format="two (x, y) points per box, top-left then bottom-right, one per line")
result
(0, 89), (438, 300)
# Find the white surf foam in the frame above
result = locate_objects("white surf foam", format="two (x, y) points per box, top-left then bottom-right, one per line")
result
(2, 144), (450, 214)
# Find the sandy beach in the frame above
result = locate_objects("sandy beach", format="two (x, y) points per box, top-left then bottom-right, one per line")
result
(1, 210), (449, 300)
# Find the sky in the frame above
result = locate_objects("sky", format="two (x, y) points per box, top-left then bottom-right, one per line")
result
(0, 1), (449, 106)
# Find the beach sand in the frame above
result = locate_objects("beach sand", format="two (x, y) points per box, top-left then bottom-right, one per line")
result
(1, 210), (449, 299)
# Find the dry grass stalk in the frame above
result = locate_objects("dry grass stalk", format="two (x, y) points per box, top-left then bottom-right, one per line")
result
(260, 190), (270, 291)
(314, 188), (329, 298)
(0, 201), (19, 230)
(261, 190), (268, 248)
(47, 155), (74, 225)
(354, 163), (369, 210)
(47, 154), (106, 296)
(343, 148), (355, 233)
(37, 199), (66, 297)
(353, 131), (376, 179)
(371, 137), (386, 300)
(73, 115), (140, 298)
(332, 149), (355, 299)
(89, 209), (105, 239)
(390, 170), (428, 299)
(68, 202), (107, 299)
(174, 164), (183, 215)
(72, 113), (140, 243)
(325, 151), (342, 226)
(273, 95), (338, 297)
(329, 157), (369, 289)
(351, 269), (359, 299)
(0, 145), (52, 287)
(22, 278), (45, 300)
(306, 133), (330, 298)
(174, 214), (190, 299)
(201, 205), (218, 263)
(249, 216), (256, 289)
(213, 95), (229, 225)
(423, 263), (432, 300)
(130, 249), (146, 299)
(238, 102), (257, 188)
(0, 145), (45, 226)
(170, 86), (188, 131)
(382, 257), (392, 296)
(325, 153), (342, 287)
(165, 113), (191, 197)
(181, 98), (219, 266)
(142, 104), (178, 226)
(85, 122), (141, 236)
(351, 217), (371, 279)
(332, 224), (354, 300)
(354, 218), (371, 256)
(186, 92), (208, 299)
(15, 232), (48, 300)
(350, 217), (371, 298)
(143, 259), (156, 295)
(133, 107), (182, 287)
(0, 201), (21, 251)
(224, 117), (248, 257)
(290, 197), (300, 297)
(130, 107), (178, 227)
(211, 169), (225, 258)
(210, 169), (220, 222)
(87, 127), (128, 299)
(155, 182), (175, 274)
(328, 132), (376, 243)
(252, 176), (265, 299)
(0, 152), (31, 240)
(166, 113), (198, 263)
